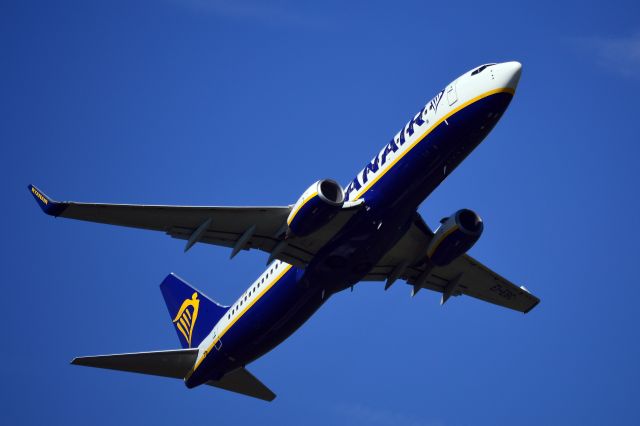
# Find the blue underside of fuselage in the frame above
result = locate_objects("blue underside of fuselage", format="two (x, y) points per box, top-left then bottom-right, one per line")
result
(187, 91), (514, 387)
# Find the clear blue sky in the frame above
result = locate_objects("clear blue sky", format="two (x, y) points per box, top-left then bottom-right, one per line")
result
(2, 1), (640, 425)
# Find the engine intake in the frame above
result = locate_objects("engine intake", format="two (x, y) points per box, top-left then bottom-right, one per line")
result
(426, 209), (483, 266)
(287, 179), (345, 236)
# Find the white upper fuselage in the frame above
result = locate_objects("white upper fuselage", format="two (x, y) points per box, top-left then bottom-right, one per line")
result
(344, 61), (522, 202)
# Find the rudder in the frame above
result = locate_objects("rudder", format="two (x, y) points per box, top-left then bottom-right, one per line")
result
(160, 273), (228, 349)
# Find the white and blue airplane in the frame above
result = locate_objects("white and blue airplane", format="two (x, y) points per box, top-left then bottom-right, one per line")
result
(29, 61), (538, 401)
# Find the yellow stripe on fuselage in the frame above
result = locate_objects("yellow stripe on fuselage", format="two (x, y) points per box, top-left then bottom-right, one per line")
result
(186, 264), (294, 379)
(353, 87), (515, 201)
(287, 192), (318, 225)
(186, 87), (514, 381)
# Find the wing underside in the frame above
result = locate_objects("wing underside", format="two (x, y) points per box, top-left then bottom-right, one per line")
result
(28, 185), (359, 267)
(365, 214), (540, 313)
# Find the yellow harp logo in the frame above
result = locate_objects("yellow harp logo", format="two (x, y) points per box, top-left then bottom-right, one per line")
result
(173, 292), (200, 347)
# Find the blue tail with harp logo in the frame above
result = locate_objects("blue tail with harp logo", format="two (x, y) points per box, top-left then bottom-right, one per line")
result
(160, 273), (229, 349)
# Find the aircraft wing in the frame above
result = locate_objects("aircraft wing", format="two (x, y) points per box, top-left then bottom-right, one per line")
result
(28, 185), (359, 267)
(365, 214), (540, 313)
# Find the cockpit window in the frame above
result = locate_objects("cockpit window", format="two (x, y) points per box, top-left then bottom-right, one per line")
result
(471, 63), (496, 76)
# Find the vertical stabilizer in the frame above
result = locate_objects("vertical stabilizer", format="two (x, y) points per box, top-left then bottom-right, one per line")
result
(160, 274), (228, 349)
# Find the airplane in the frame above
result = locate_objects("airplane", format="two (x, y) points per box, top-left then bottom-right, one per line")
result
(29, 61), (539, 401)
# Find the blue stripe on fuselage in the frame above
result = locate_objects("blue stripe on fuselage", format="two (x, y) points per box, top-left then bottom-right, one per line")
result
(362, 90), (514, 209)
(186, 265), (327, 387)
(188, 90), (515, 386)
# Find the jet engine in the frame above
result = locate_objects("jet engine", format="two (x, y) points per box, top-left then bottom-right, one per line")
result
(426, 209), (483, 266)
(287, 179), (345, 236)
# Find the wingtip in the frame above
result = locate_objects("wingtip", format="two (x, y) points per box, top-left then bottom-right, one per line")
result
(28, 184), (67, 216)
(523, 297), (541, 314)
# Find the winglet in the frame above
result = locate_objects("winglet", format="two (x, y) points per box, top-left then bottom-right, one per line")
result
(28, 185), (67, 216)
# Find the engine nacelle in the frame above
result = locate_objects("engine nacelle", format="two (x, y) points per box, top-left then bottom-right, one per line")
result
(426, 209), (484, 267)
(287, 179), (345, 236)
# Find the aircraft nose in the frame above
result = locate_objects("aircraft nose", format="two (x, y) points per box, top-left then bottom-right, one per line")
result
(499, 61), (522, 91)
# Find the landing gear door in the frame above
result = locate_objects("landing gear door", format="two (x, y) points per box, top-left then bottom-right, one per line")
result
(447, 83), (458, 107)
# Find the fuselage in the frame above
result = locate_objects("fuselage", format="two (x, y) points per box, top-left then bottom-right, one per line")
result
(185, 61), (523, 387)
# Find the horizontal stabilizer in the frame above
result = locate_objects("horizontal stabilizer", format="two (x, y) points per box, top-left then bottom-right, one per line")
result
(71, 348), (198, 379)
(72, 349), (276, 401)
(207, 367), (276, 402)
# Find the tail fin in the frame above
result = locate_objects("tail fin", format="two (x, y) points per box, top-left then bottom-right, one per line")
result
(160, 273), (228, 349)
